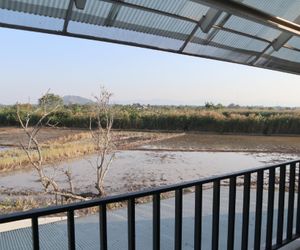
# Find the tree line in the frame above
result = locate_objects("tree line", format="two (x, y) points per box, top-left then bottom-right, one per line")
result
(2, 93), (300, 134)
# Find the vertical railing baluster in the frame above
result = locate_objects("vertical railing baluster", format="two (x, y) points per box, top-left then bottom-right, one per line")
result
(287, 163), (295, 240)
(277, 165), (286, 245)
(31, 216), (40, 250)
(194, 185), (202, 250)
(67, 210), (76, 250)
(254, 170), (263, 249)
(227, 177), (236, 250)
(99, 205), (108, 250)
(153, 193), (160, 250)
(297, 163), (300, 235)
(128, 198), (136, 250)
(241, 173), (251, 250)
(175, 189), (183, 250)
(4, 161), (300, 250)
(266, 168), (275, 249)
(212, 180), (220, 250)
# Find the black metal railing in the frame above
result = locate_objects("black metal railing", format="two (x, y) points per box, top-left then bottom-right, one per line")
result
(1, 160), (300, 250)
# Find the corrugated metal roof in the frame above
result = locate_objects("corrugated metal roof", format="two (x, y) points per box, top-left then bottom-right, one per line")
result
(0, 0), (69, 18)
(0, 0), (300, 75)
(235, 0), (300, 22)
(224, 16), (281, 42)
(71, 0), (112, 25)
(125, 0), (210, 21)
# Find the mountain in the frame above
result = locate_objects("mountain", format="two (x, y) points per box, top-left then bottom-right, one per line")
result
(63, 95), (94, 105)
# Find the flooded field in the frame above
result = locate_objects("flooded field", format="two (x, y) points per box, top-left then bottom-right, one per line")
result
(1, 132), (300, 207)
(139, 133), (300, 153)
(0, 150), (298, 198)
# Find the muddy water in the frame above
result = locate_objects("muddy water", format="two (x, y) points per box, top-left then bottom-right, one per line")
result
(0, 147), (9, 152)
(0, 150), (298, 196)
(140, 133), (300, 153)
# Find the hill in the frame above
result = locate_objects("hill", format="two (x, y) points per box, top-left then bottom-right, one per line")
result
(63, 95), (93, 105)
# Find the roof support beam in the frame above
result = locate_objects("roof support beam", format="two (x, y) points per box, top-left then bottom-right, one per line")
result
(272, 33), (293, 51)
(251, 15), (300, 65)
(271, 16), (300, 51)
(196, 0), (241, 46)
(179, 7), (223, 52)
(74, 0), (86, 10)
(63, 0), (74, 33)
(190, 0), (300, 36)
(179, 22), (200, 52)
(179, 3), (229, 52)
(202, 13), (230, 45)
(104, 0), (124, 27)
(249, 43), (272, 65)
(200, 8), (222, 33)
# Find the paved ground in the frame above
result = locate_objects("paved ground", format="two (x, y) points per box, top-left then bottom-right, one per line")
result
(281, 239), (300, 250)
(1, 187), (300, 249)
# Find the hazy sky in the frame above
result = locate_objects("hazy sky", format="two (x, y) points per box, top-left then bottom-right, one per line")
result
(1, 27), (300, 106)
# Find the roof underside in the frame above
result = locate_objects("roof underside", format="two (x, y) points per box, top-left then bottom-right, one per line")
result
(1, 0), (300, 75)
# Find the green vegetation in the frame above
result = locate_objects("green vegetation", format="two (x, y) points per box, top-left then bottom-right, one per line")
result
(38, 93), (64, 108)
(1, 102), (300, 134)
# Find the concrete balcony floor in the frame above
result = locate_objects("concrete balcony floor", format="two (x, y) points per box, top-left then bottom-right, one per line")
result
(1, 187), (300, 249)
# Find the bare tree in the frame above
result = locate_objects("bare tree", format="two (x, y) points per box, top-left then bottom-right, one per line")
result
(16, 92), (87, 201)
(90, 87), (115, 196)
(17, 88), (115, 201)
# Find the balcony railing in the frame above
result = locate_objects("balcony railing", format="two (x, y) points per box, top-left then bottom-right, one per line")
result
(0, 160), (300, 250)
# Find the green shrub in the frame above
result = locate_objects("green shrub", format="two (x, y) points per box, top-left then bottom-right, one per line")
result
(2, 105), (300, 134)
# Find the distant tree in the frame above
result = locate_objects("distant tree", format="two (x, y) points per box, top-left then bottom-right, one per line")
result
(228, 103), (240, 109)
(205, 102), (223, 109)
(38, 92), (63, 110)
(215, 103), (224, 109)
(204, 102), (214, 109)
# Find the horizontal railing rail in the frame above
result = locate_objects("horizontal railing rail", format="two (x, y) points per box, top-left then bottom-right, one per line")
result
(1, 159), (300, 250)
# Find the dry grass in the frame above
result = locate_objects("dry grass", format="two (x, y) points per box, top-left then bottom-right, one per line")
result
(0, 197), (55, 214)
(0, 190), (180, 214)
(0, 130), (180, 173)
(0, 134), (95, 172)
